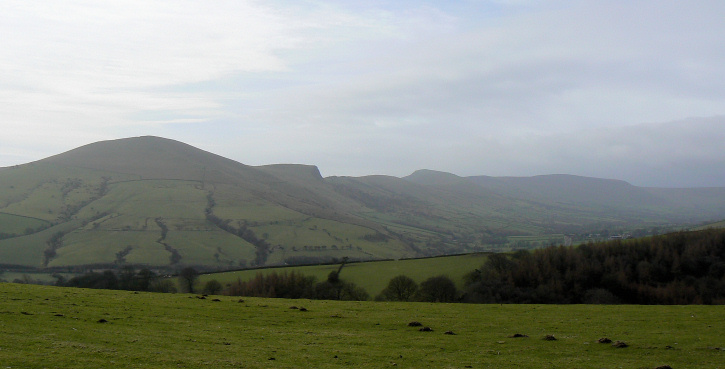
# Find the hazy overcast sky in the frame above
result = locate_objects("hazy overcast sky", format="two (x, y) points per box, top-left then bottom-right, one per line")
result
(2, 0), (724, 187)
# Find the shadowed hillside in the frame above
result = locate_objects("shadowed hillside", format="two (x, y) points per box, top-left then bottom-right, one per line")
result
(472, 174), (667, 209)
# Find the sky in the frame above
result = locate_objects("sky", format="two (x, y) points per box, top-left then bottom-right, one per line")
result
(1, 0), (724, 187)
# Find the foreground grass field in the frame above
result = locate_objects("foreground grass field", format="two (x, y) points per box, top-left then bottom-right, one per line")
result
(1, 283), (722, 368)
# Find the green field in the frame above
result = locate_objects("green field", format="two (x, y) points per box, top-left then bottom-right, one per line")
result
(506, 234), (566, 248)
(201, 253), (488, 297)
(693, 219), (725, 230)
(1, 283), (722, 368)
(0, 213), (49, 236)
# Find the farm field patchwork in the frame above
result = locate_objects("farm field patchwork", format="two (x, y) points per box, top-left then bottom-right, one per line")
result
(1, 283), (721, 368)
(4, 137), (725, 270)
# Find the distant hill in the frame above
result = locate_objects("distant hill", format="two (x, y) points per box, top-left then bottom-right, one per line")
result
(2, 136), (724, 270)
(467, 174), (672, 221)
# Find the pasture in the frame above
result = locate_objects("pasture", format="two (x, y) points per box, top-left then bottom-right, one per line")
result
(1, 283), (722, 368)
(201, 253), (491, 297)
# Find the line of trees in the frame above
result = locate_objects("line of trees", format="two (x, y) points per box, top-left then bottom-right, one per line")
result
(224, 270), (370, 300)
(223, 259), (371, 301)
(462, 229), (725, 304)
(57, 266), (177, 292)
(222, 271), (459, 303)
(375, 274), (458, 303)
(205, 193), (270, 266)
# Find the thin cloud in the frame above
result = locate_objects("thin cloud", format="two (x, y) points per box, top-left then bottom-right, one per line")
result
(1, 1), (723, 187)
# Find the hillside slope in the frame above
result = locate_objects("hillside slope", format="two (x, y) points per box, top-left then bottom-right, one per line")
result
(1, 136), (724, 270)
(0, 137), (414, 269)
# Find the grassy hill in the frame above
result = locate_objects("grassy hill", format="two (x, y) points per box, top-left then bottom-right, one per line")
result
(2, 136), (725, 270)
(0, 137), (417, 269)
(2, 282), (722, 368)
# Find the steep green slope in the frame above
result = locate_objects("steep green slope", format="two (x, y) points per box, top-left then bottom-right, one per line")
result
(42, 135), (252, 182)
(2, 136), (725, 270)
(0, 137), (415, 269)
